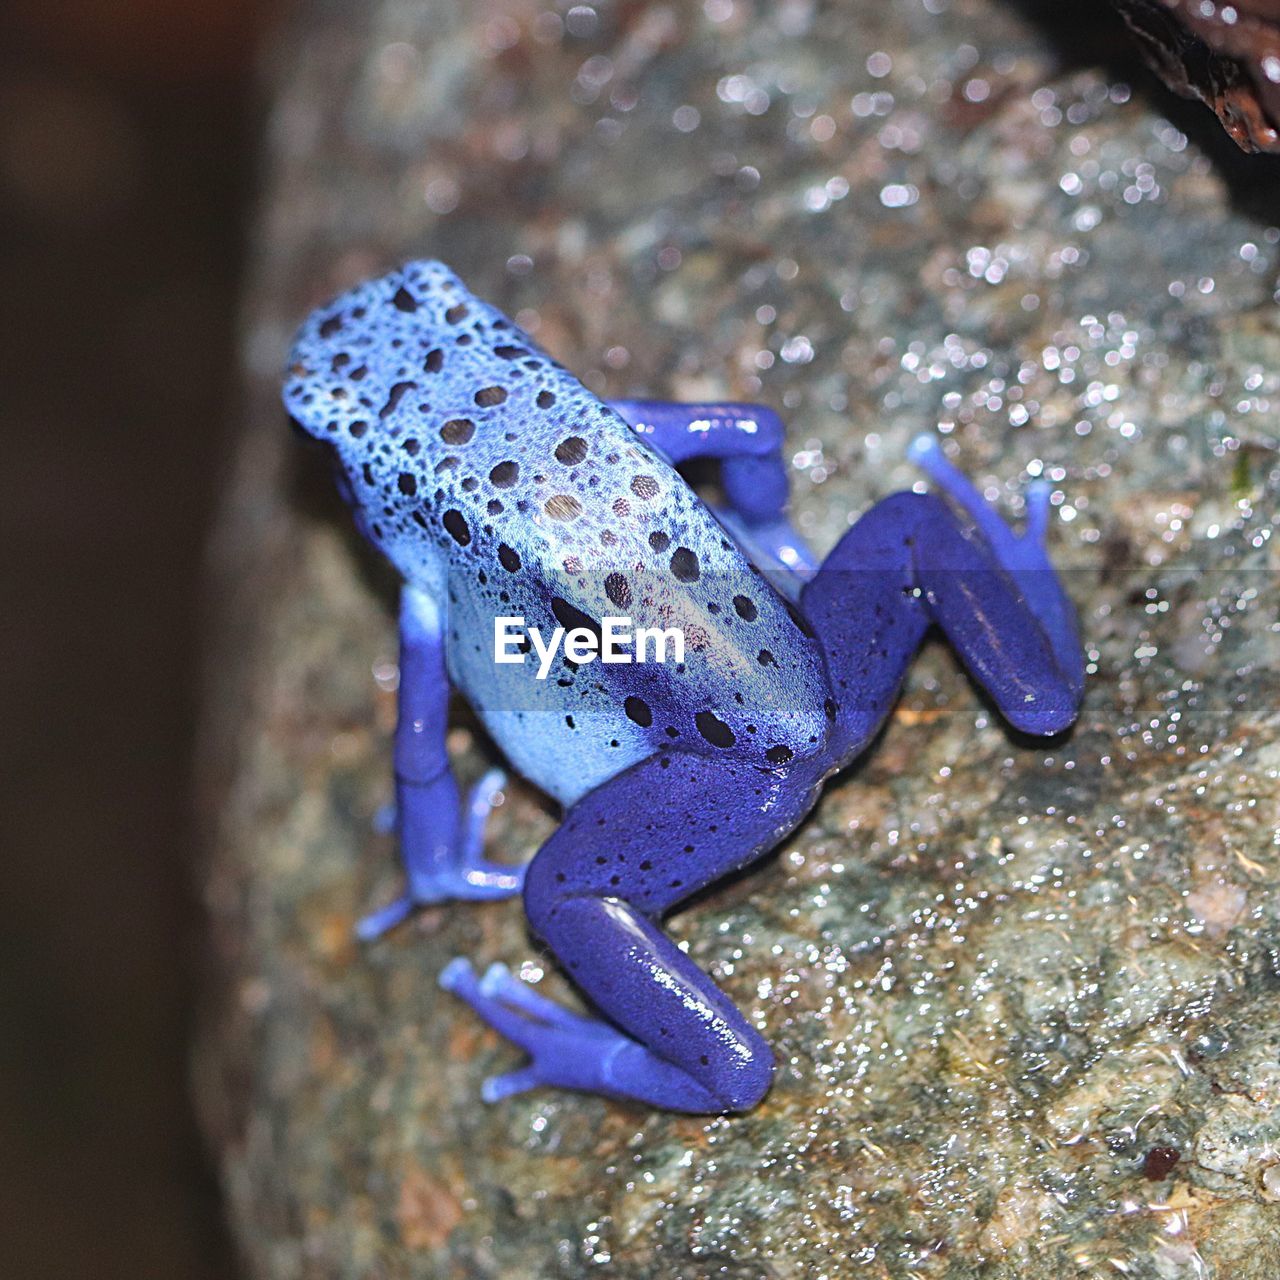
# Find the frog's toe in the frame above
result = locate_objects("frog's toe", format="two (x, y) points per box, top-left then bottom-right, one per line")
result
(909, 432), (1003, 545)
(438, 955), (478, 994)
(437, 768), (525, 896)
(462, 768), (507, 837)
(396, 856), (524, 916)
(442, 957), (604, 1041)
(449, 854), (526, 898)
(907, 431), (942, 467)
(356, 892), (415, 942)
(356, 852), (525, 943)
(359, 768), (523, 940)
(480, 1066), (542, 1103)
(440, 956), (635, 1104)
(478, 962), (597, 1030)
(910, 433), (1056, 566)
(1024, 478), (1051, 547)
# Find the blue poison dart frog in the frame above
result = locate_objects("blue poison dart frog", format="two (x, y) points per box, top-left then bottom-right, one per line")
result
(283, 261), (1084, 1113)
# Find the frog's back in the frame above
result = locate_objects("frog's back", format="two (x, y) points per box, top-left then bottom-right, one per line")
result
(284, 261), (828, 804)
(285, 261), (675, 587)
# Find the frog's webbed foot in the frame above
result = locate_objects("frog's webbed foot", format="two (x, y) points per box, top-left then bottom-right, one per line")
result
(909, 433), (1052, 570)
(439, 959), (653, 1104)
(908, 433), (1079, 682)
(358, 768), (524, 941)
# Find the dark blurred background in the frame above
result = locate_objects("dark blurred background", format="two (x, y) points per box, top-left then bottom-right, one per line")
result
(0, 2), (260, 1275)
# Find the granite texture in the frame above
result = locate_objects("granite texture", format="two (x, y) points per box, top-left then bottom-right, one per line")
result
(199, 1), (1280, 1275)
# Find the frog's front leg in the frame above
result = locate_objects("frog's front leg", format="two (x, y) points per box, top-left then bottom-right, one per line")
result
(358, 586), (523, 941)
(441, 749), (825, 1111)
(609, 399), (817, 584)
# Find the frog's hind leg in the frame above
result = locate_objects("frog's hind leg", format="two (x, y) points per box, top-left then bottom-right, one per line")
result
(357, 586), (523, 941)
(908, 434), (1078, 675)
(441, 749), (825, 1111)
(801, 475), (1084, 761)
(608, 398), (816, 584)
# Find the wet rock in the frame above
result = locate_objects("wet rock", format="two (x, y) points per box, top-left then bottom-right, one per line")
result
(199, 0), (1280, 1276)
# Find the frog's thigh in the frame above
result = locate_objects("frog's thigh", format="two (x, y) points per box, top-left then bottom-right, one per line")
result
(523, 748), (823, 1111)
(802, 492), (1080, 753)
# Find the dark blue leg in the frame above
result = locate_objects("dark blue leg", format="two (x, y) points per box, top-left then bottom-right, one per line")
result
(608, 399), (817, 581)
(908, 434), (1081, 679)
(802, 461), (1084, 759)
(358, 587), (522, 941)
(441, 750), (826, 1111)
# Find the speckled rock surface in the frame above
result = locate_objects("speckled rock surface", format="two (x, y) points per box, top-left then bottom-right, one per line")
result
(199, 1), (1280, 1276)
